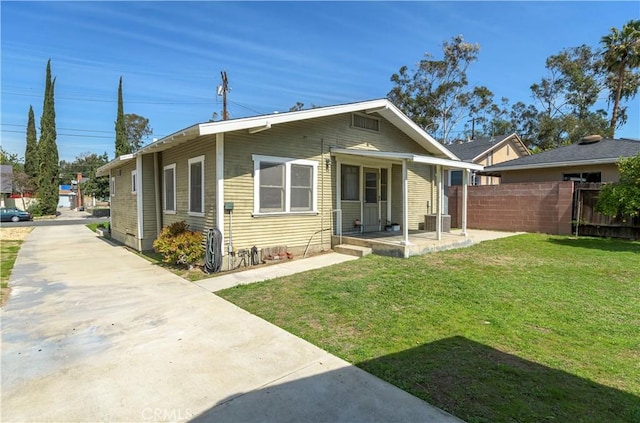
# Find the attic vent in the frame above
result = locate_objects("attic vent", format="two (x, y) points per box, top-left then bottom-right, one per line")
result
(352, 114), (380, 132)
(579, 135), (602, 145)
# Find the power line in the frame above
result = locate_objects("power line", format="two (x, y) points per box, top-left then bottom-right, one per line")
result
(2, 90), (213, 105)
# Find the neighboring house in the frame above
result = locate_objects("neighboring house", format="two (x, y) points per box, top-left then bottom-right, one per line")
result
(0, 165), (12, 207)
(483, 136), (640, 183)
(59, 184), (73, 208)
(96, 99), (482, 257)
(445, 133), (530, 186)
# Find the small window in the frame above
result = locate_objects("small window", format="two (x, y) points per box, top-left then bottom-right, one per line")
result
(188, 156), (205, 215)
(352, 114), (380, 132)
(365, 172), (377, 204)
(163, 164), (176, 213)
(252, 155), (318, 215)
(450, 170), (463, 186)
(110, 176), (116, 197)
(380, 168), (388, 201)
(341, 165), (359, 201)
(131, 170), (137, 194)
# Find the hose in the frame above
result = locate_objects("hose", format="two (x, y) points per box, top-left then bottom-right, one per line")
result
(204, 227), (223, 274)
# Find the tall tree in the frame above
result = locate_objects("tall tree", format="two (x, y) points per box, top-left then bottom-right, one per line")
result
(388, 35), (491, 143)
(601, 20), (640, 136)
(61, 152), (111, 200)
(114, 76), (129, 157)
(24, 105), (38, 181)
(530, 45), (610, 149)
(37, 59), (59, 215)
(124, 113), (152, 152)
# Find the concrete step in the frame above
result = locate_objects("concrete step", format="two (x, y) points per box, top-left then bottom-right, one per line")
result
(333, 244), (372, 257)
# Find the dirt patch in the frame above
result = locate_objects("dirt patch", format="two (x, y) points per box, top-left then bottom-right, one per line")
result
(0, 227), (32, 307)
(0, 227), (33, 241)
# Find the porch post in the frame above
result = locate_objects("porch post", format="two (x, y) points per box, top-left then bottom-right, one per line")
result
(436, 165), (442, 241)
(136, 154), (144, 251)
(401, 159), (410, 245)
(461, 168), (468, 236)
(216, 133), (225, 253)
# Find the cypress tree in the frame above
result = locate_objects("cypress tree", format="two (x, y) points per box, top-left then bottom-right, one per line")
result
(114, 76), (129, 156)
(37, 59), (59, 215)
(24, 105), (38, 181)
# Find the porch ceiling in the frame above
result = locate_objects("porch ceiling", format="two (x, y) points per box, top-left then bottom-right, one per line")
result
(330, 148), (484, 171)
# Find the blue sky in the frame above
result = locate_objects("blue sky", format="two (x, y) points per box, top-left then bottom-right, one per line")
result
(1, 1), (638, 162)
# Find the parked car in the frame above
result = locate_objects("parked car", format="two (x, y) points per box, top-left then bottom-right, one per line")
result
(0, 207), (33, 222)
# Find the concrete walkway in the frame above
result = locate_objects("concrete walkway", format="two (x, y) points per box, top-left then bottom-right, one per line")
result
(1, 225), (464, 422)
(197, 228), (522, 293)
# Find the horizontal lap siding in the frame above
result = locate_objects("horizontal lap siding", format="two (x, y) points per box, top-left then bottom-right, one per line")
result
(223, 121), (332, 254)
(408, 162), (433, 229)
(160, 135), (217, 234)
(340, 202), (361, 234)
(141, 154), (158, 250)
(110, 161), (138, 249)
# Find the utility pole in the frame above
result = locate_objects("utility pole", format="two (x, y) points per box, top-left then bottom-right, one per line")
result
(218, 71), (230, 120)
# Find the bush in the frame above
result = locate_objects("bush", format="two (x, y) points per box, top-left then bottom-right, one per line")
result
(27, 202), (45, 217)
(153, 221), (203, 268)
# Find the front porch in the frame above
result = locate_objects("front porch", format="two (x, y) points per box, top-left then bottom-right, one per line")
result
(332, 229), (474, 258)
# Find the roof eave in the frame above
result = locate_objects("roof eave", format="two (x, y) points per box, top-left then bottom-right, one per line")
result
(484, 157), (620, 174)
(96, 154), (135, 177)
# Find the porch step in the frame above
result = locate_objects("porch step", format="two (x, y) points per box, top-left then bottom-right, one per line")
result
(333, 244), (372, 258)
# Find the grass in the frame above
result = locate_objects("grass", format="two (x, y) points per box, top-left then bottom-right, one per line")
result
(218, 234), (640, 423)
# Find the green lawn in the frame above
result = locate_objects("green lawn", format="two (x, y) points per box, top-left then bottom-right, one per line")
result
(218, 234), (640, 423)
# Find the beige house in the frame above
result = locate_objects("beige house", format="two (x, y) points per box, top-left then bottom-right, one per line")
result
(445, 133), (530, 185)
(483, 136), (640, 183)
(97, 99), (482, 259)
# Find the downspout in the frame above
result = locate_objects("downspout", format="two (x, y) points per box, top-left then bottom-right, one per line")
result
(136, 154), (144, 251)
(401, 159), (409, 245)
(154, 152), (161, 237)
(216, 133), (225, 254)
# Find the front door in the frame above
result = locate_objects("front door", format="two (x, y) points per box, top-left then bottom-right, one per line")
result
(363, 168), (379, 232)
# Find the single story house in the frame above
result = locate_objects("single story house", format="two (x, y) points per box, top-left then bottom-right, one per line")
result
(445, 133), (530, 186)
(482, 135), (640, 183)
(96, 99), (482, 259)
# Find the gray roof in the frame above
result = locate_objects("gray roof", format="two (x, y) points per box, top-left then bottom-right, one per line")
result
(446, 133), (528, 162)
(484, 138), (640, 173)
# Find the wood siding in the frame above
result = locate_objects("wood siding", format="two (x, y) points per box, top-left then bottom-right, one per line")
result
(110, 161), (139, 249)
(110, 110), (442, 254)
(141, 154), (158, 251)
(158, 135), (217, 235)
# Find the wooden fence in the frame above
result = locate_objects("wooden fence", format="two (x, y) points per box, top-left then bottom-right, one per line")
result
(573, 183), (640, 239)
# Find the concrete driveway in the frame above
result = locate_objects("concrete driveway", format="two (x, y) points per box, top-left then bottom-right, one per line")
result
(1, 225), (463, 422)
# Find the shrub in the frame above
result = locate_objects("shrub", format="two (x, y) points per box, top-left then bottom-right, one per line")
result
(27, 202), (45, 217)
(153, 221), (203, 268)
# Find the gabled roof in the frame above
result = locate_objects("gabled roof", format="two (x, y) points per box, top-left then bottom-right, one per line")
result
(483, 137), (640, 174)
(445, 133), (530, 162)
(97, 99), (460, 176)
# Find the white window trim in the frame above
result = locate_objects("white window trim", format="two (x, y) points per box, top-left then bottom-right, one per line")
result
(163, 163), (177, 214)
(188, 155), (205, 217)
(131, 170), (137, 194)
(252, 154), (318, 216)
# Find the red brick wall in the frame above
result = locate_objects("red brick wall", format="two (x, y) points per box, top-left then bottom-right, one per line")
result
(448, 181), (575, 235)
